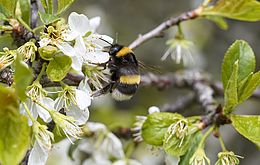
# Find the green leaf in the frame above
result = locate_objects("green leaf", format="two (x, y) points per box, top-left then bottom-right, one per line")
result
(46, 55), (72, 82)
(0, 12), (7, 21)
(18, 0), (30, 25)
(201, 0), (260, 21)
(222, 40), (255, 90)
(0, 0), (17, 17)
(57, 0), (75, 14)
(179, 132), (202, 165)
(0, 85), (31, 165)
(231, 115), (260, 149)
(224, 61), (238, 114)
(238, 71), (260, 103)
(39, 12), (60, 25)
(141, 112), (183, 146)
(205, 15), (228, 30)
(14, 58), (33, 101)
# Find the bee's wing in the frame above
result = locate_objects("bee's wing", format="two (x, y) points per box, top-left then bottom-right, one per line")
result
(138, 60), (162, 74)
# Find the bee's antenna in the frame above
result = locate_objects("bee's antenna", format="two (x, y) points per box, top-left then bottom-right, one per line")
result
(99, 37), (113, 45)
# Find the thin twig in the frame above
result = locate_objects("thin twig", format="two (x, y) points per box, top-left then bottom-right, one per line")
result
(161, 93), (196, 112)
(128, 7), (202, 49)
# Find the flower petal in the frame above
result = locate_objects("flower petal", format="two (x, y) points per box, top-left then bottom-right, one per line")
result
(28, 141), (49, 165)
(67, 105), (89, 125)
(85, 51), (110, 64)
(87, 122), (107, 132)
(36, 97), (53, 123)
(75, 89), (91, 109)
(56, 42), (76, 57)
(68, 12), (89, 36)
(105, 133), (125, 159)
(71, 56), (83, 72)
(89, 17), (101, 32)
(38, 38), (51, 47)
(74, 36), (86, 54)
(63, 30), (79, 41)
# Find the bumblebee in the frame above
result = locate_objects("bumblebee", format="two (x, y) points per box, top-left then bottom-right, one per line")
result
(93, 41), (140, 101)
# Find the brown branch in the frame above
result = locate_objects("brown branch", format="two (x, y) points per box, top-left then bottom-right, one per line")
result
(161, 93), (196, 112)
(128, 7), (202, 50)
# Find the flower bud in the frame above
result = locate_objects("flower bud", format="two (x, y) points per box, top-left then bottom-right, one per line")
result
(141, 112), (183, 146)
(189, 148), (210, 165)
(38, 45), (58, 60)
(0, 48), (16, 71)
(17, 42), (37, 62)
(163, 118), (198, 156)
(215, 151), (242, 165)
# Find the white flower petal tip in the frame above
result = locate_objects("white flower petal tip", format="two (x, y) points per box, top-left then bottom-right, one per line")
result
(28, 141), (49, 165)
(75, 89), (91, 109)
(89, 17), (101, 31)
(148, 106), (160, 114)
(68, 12), (89, 36)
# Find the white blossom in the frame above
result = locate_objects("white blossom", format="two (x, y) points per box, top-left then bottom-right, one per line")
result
(54, 81), (91, 125)
(161, 38), (194, 66)
(50, 110), (83, 142)
(57, 12), (113, 72)
(28, 122), (54, 165)
(20, 82), (54, 126)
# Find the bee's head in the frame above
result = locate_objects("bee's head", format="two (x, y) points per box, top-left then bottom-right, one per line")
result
(107, 44), (124, 56)
(99, 37), (124, 56)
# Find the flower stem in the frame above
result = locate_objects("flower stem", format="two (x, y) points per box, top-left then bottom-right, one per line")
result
(218, 135), (227, 151)
(176, 24), (184, 39)
(33, 25), (45, 33)
(17, 17), (32, 32)
(32, 98), (52, 113)
(48, 0), (53, 14)
(22, 102), (36, 122)
(35, 63), (47, 82)
(198, 126), (214, 148)
(40, 0), (48, 12)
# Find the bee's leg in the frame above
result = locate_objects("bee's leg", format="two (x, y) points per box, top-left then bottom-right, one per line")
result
(91, 83), (114, 97)
(99, 62), (108, 70)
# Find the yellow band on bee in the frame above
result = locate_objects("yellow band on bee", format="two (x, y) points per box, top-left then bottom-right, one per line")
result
(119, 75), (141, 84)
(116, 47), (133, 57)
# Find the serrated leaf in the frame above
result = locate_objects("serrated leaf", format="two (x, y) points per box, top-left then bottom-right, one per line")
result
(141, 112), (183, 146)
(224, 61), (238, 114)
(14, 58), (33, 101)
(239, 71), (260, 103)
(179, 132), (202, 165)
(205, 15), (228, 30)
(18, 0), (30, 25)
(222, 40), (255, 90)
(201, 0), (260, 21)
(0, 85), (31, 165)
(57, 0), (75, 15)
(0, 0), (17, 17)
(231, 115), (260, 149)
(39, 12), (60, 25)
(46, 55), (72, 82)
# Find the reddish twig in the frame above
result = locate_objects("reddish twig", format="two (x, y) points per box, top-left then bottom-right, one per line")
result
(128, 7), (202, 50)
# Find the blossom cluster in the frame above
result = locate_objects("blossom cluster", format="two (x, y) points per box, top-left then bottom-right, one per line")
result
(10, 12), (115, 165)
